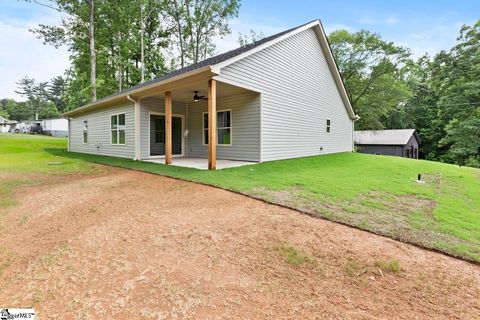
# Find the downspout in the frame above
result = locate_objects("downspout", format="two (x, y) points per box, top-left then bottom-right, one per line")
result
(127, 95), (141, 160)
(185, 102), (189, 156)
(352, 115), (360, 152)
(67, 117), (71, 152)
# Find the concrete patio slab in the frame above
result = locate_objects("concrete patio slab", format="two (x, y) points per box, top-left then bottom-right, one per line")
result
(143, 157), (257, 170)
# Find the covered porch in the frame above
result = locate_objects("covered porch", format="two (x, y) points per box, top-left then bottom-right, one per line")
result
(129, 70), (261, 170)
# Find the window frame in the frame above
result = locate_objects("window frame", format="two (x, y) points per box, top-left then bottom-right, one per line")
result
(202, 109), (232, 146)
(326, 119), (331, 133)
(110, 112), (127, 145)
(82, 120), (88, 144)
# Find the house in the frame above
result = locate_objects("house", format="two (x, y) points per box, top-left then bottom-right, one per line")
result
(0, 116), (15, 133)
(64, 20), (358, 170)
(41, 118), (69, 137)
(354, 129), (420, 158)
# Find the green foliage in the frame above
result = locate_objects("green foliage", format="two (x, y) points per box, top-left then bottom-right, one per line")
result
(278, 245), (314, 266)
(238, 29), (264, 46)
(4, 99), (32, 121)
(441, 117), (480, 166)
(0, 99), (11, 119)
(30, 0), (240, 110)
(329, 21), (480, 166)
(11, 76), (65, 120)
(164, 0), (241, 67)
(328, 29), (411, 130)
(39, 101), (60, 119)
(375, 259), (401, 273)
(400, 20), (480, 164)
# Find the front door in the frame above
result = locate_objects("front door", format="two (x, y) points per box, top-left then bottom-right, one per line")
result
(150, 114), (182, 156)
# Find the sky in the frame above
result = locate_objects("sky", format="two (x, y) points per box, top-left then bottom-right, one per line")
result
(0, 0), (479, 100)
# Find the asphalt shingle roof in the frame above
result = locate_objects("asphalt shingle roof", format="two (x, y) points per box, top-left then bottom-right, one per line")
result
(354, 129), (417, 145)
(92, 20), (318, 104)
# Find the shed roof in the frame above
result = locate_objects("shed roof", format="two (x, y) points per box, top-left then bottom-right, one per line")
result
(354, 129), (419, 146)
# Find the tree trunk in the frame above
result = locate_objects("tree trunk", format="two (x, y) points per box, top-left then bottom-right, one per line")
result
(87, 0), (97, 102)
(140, 1), (145, 83)
(171, 0), (185, 68)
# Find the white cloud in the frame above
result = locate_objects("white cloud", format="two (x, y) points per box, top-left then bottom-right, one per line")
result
(0, 12), (70, 100)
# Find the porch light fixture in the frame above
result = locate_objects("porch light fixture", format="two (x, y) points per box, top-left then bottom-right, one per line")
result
(193, 91), (207, 102)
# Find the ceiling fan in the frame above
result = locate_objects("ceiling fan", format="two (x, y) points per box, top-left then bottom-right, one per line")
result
(193, 91), (208, 102)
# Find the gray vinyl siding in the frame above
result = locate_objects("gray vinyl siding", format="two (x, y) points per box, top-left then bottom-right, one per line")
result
(186, 92), (260, 161)
(139, 97), (186, 159)
(217, 28), (354, 162)
(69, 103), (135, 158)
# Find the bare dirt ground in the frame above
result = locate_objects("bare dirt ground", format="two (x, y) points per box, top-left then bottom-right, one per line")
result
(0, 167), (479, 319)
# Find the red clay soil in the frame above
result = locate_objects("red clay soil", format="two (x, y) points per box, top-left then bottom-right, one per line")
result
(0, 167), (479, 319)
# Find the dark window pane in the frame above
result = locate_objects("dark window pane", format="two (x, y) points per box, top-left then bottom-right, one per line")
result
(83, 132), (88, 143)
(111, 130), (117, 144)
(218, 128), (231, 144)
(218, 111), (230, 127)
(111, 115), (117, 129)
(204, 129), (209, 144)
(118, 113), (125, 126)
(203, 113), (208, 129)
(119, 130), (126, 144)
(205, 115), (209, 128)
(154, 118), (165, 143)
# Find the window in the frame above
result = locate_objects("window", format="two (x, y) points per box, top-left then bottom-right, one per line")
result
(154, 117), (165, 143)
(326, 119), (331, 133)
(203, 110), (231, 145)
(82, 120), (88, 144)
(111, 113), (126, 145)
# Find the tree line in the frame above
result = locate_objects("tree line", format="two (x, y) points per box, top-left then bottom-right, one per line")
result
(1, 1), (478, 167)
(329, 21), (480, 167)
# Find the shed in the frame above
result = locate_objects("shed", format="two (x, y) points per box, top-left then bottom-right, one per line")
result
(354, 129), (420, 158)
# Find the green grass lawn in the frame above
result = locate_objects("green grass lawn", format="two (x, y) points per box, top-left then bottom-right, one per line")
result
(1, 134), (479, 262)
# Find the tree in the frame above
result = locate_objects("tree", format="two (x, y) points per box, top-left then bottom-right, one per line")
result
(440, 117), (480, 167)
(238, 29), (264, 46)
(328, 30), (411, 130)
(4, 99), (32, 121)
(48, 76), (67, 113)
(0, 99), (10, 119)
(87, 0), (96, 101)
(30, 0), (171, 110)
(39, 101), (60, 119)
(164, 0), (240, 68)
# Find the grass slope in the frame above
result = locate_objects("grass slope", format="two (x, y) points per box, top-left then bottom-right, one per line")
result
(0, 135), (97, 207)
(1, 134), (479, 262)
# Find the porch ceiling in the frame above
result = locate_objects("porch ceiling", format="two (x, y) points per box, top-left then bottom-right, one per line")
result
(149, 81), (253, 103)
